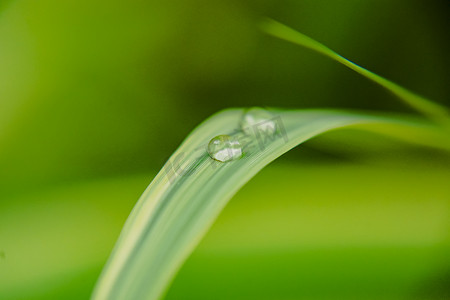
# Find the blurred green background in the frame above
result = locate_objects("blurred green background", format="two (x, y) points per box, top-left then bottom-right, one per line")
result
(0, 0), (449, 299)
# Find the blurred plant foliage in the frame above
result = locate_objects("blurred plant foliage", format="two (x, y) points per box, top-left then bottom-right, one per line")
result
(0, 0), (449, 299)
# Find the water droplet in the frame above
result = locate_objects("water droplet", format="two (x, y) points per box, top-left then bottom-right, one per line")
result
(207, 135), (243, 162)
(240, 107), (276, 136)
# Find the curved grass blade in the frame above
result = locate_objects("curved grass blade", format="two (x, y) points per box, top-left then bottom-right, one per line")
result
(91, 108), (450, 300)
(259, 19), (449, 121)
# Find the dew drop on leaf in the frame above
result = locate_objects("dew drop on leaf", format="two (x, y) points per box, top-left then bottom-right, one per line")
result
(207, 135), (243, 162)
(240, 107), (277, 136)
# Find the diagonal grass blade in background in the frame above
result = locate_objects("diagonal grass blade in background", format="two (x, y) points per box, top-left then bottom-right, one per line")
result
(260, 19), (449, 122)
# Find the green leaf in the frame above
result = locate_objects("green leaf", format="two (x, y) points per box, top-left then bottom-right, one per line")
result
(259, 19), (449, 122)
(91, 108), (450, 300)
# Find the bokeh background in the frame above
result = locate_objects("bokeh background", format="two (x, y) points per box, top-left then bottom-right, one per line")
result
(0, 0), (449, 299)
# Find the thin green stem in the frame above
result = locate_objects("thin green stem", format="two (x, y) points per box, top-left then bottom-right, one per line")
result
(260, 18), (449, 122)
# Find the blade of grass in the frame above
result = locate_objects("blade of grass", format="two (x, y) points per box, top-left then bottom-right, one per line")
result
(259, 18), (449, 122)
(91, 108), (450, 300)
